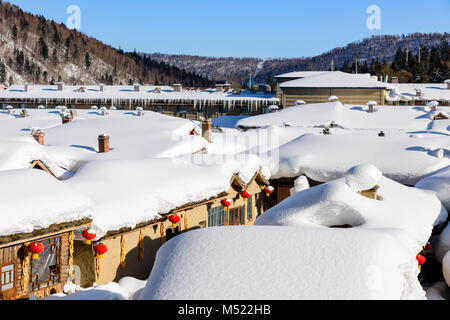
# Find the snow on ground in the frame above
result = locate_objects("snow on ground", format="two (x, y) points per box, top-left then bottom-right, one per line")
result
(41, 277), (147, 300)
(416, 165), (450, 212)
(262, 130), (450, 185)
(0, 169), (93, 237)
(255, 165), (446, 252)
(139, 226), (423, 300)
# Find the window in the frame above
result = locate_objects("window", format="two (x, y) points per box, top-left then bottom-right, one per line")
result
(219, 105), (229, 114)
(166, 226), (180, 241)
(177, 106), (187, 114)
(208, 206), (225, 227)
(30, 236), (61, 291)
(247, 195), (253, 220)
(229, 206), (246, 226)
(241, 106), (249, 114)
(155, 106), (164, 113)
(1, 264), (15, 292)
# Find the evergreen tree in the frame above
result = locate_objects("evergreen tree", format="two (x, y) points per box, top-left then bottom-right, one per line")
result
(0, 62), (6, 84)
(38, 37), (49, 59)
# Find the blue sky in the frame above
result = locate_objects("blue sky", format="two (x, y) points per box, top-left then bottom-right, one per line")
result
(7, 0), (450, 59)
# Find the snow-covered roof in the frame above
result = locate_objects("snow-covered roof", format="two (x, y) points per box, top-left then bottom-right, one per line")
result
(0, 169), (93, 238)
(0, 109), (208, 175)
(0, 85), (278, 108)
(279, 71), (389, 89)
(255, 165), (446, 247)
(275, 71), (331, 79)
(139, 225), (423, 300)
(66, 155), (268, 237)
(236, 102), (437, 132)
(262, 130), (450, 185)
(387, 83), (450, 102)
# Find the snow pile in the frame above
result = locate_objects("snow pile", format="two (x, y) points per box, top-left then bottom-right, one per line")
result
(443, 252), (450, 287)
(434, 224), (450, 263)
(416, 166), (450, 212)
(345, 164), (382, 192)
(255, 165), (446, 251)
(290, 175), (309, 195)
(426, 281), (450, 300)
(139, 226), (423, 300)
(0, 169), (93, 237)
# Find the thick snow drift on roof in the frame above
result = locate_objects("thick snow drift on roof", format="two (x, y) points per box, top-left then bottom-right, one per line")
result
(415, 165), (450, 212)
(139, 226), (423, 300)
(264, 131), (450, 185)
(0, 109), (208, 174)
(279, 71), (388, 89)
(0, 169), (93, 237)
(66, 155), (266, 236)
(236, 102), (436, 132)
(255, 167), (445, 250)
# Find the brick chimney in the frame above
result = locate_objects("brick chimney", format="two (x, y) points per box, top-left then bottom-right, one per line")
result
(98, 134), (110, 153)
(32, 130), (45, 145)
(360, 185), (379, 200)
(202, 119), (212, 143)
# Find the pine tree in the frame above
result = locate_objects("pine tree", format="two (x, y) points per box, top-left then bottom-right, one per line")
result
(0, 62), (6, 84)
(38, 37), (49, 59)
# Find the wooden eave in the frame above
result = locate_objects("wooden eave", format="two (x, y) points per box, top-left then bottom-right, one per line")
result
(0, 218), (92, 248)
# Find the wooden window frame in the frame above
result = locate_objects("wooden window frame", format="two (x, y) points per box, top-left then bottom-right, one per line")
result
(0, 261), (16, 293)
(29, 236), (62, 292)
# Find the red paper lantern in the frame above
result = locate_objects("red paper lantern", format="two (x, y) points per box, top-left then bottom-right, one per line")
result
(240, 191), (251, 202)
(82, 229), (97, 245)
(416, 254), (426, 271)
(221, 199), (232, 208)
(94, 243), (108, 259)
(264, 186), (274, 197)
(168, 214), (181, 228)
(424, 242), (432, 251)
(28, 242), (44, 260)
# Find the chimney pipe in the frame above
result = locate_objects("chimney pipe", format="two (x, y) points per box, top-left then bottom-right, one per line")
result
(98, 134), (110, 153)
(202, 119), (212, 143)
(32, 130), (45, 145)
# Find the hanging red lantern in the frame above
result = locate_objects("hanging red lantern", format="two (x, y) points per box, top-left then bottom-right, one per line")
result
(82, 229), (97, 245)
(424, 242), (432, 251)
(416, 254), (426, 271)
(221, 199), (232, 208)
(168, 214), (181, 228)
(264, 186), (274, 197)
(28, 242), (44, 260)
(94, 243), (108, 259)
(240, 191), (251, 202)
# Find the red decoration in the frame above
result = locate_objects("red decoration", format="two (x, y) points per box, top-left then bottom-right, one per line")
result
(240, 191), (251, 201)
(82, 229), (97, 245)
(221, 199), (232, 208)
(424, 242), (432, 251)
(28, 242), (44, 260)
(416, 254), (426, 265)
(189, 129), (199, 136)
(94, 243), (108, 259)
(264, 186), (274, 197)
(168, 214), (181, 228)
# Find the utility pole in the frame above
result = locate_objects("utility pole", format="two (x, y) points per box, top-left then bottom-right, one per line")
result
(331, 59), (334, 71)
(355, 58), (358, 74)
(405, 48), (409, 65)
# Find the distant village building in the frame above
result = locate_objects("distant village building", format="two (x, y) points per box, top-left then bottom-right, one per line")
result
(0, 84), (278, 119)
(277, 71), (389, 107)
